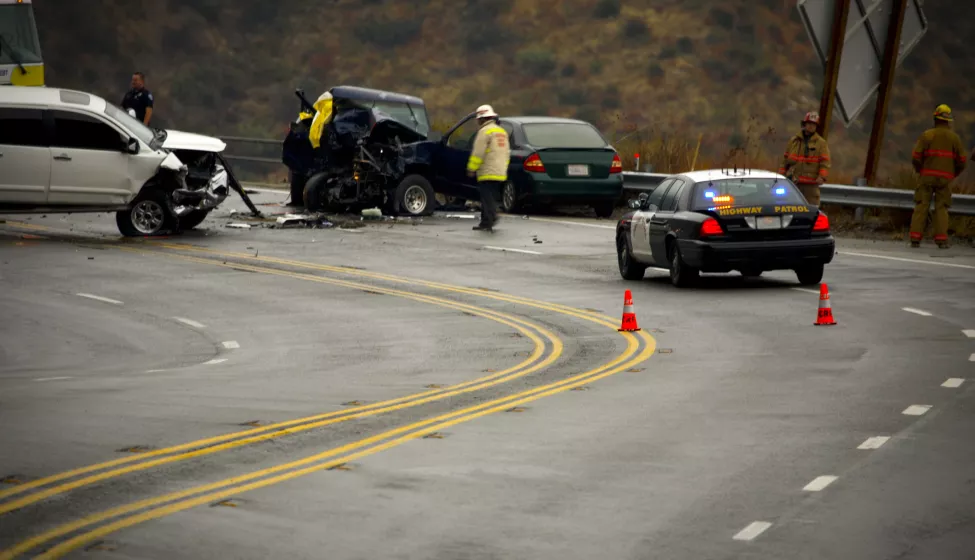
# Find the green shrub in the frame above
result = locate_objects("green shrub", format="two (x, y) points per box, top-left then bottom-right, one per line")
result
(353, 18), (422, 48)
(516, 47), (557, 75)
(622, 17), (650, 40)
(561, 63), (578, 77)
(648, 63), (665, 79)
(590, 59), (604, 75)
(592, 0), (621, 19)
(676, 36), (694, 54)
(659, 46), (677, 60)
(709, 8), (734, 30)
(559, 88), (589, 106)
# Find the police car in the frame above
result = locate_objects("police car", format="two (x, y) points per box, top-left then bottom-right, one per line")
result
(616, 169), (835, 287)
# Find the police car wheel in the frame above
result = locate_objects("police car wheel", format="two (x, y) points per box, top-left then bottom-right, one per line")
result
(795, 263), (825, 286)
(669, 244), (698, 287)
(617, 235), (646, 281)
(739, 268), (763, 278)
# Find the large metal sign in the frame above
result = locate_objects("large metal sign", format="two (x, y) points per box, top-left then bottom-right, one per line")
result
(798, 0), (927, 127)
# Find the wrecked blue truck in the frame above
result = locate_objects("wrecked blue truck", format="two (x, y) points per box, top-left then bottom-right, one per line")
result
(283, 86), (480, 216)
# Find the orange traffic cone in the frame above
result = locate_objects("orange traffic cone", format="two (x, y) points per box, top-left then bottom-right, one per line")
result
(814, 283), (837, 326)
(618, 289), (641, 332)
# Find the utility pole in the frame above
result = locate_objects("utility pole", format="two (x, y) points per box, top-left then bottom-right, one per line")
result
(863, 0), (908, 184)
(817, 0), (851, 140)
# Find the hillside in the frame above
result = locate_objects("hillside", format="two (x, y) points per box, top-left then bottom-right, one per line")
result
(33, 0), (974, 183)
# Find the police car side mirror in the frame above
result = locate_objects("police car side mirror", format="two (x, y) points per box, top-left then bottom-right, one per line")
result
(125, 137), (140, 154)
(627, 199), (641, 210)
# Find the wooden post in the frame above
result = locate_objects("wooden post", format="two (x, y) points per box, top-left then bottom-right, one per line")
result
(863, 0), (908, 185)
(818, 0), (851, 140)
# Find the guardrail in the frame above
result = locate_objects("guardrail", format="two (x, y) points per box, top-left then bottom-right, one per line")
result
(219, 136), (975, 217)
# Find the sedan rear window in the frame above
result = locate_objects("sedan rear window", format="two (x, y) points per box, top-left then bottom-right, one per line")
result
(689, 178), (807, 210)
(522, 123), (607, 149)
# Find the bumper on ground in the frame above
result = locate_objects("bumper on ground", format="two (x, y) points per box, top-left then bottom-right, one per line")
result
(678, 236), (835, 272)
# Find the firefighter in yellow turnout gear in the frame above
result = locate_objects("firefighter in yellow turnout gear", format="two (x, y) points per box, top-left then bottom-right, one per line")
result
(779, 111), (831, 206)
(467, 105), (511, 231)
(910, 104), (967, 248)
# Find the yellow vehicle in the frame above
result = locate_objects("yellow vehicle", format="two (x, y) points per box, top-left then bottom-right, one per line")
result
(0, 0), (44, 86)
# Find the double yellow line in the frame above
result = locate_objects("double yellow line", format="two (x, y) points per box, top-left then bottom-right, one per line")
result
(0, 230), (654, 558)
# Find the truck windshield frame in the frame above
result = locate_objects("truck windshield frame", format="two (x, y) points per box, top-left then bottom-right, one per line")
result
(0, 4), (43, 66)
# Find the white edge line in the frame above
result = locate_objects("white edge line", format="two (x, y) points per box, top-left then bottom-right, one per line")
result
(76, 293), (123, 305)
(791, 287), (821, 295)
(203, 358), (228, 366)
(222, 341), (240, 349)
(857, 436), (890, 450)
(963, 330), (975, 339)
(529, 217), (616, 230)
(941, 378), (965, 388)
(34, 376), (74, 382)
(733, 521), (772, 541)
(483, 246), (543, 255)
(839, 250), (975, 270)
(901, 307), (933, 317)
(174, 317), (207, 329)
(902, 404), (932, 416)
(803, 475), (839, 492)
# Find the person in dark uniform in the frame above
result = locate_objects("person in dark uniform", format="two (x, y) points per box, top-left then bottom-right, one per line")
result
(122, 72), (154, 126)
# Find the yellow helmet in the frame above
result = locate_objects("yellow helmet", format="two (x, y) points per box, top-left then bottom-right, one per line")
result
(934, 104), (953, 122)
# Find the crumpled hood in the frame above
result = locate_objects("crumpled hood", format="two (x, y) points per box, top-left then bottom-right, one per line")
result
(162, 129), (227, 153)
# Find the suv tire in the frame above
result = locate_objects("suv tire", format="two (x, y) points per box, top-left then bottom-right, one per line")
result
(116, 189), (177, 237)
(394, 175), (435, 217)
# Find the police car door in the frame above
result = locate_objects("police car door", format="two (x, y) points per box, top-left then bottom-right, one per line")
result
(630, 179), (672, 261)
(649, 179), (686, 266)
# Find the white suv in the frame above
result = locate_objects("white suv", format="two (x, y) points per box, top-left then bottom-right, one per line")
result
(0, 86), (247, 235)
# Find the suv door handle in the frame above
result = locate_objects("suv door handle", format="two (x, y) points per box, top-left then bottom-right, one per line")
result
(54, 153), (72, 161)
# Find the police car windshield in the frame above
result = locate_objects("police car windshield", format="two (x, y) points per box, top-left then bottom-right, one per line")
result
(0, 5), (43, 65)
(104, 103), (156, 146)
(690, 178), (806, 210)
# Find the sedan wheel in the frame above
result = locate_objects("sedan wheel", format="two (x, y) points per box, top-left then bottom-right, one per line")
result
(501, 182), (520, 213)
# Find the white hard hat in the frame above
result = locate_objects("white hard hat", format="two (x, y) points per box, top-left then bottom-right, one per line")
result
(476, 104), (498, 119)
(317, 92), (333, 102)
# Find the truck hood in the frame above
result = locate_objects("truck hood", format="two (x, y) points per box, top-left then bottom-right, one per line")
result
(162, 129), (227, 153)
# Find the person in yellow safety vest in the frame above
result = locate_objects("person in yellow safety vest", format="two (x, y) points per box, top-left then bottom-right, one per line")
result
(308, 92), (334, 150)
(778, 111), (831, 206)
(909, 104), (968, 249)
(466, 104), (511, 232)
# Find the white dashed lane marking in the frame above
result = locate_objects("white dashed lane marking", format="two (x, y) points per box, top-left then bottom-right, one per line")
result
(791, 287), (821, 295)
(963, 330), (975, 338)
(858, 436), (890, 450)
(969, 353), (975, 362)
(901, 307), (932, 317)
(174, 317), (207, 329)
(902, 405), (932, 416)
(222, 341), (240, 349)
(840, 251), (975, 270)
(203, 359), (228, 366)
(75, 293), (123, 305)
(34, 377), (74, 382)
(527, 217), (616, 230)
(803, 475), (838, 492)
(482, 246), (543, 255)
(942, 378), (965, 389)
(733, 521), (772, 541)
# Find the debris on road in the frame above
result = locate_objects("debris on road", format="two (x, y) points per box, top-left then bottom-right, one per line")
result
(226, 223), (253, 229)
(361, 207), (383, 219)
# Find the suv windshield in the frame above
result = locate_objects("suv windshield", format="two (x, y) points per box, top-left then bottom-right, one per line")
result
(0, 4), (42, 65)
(690, 178), (807, 210)
(105, 103), (157, 147)
(350, 100), (430, 137)
(522, 123), (608, 148)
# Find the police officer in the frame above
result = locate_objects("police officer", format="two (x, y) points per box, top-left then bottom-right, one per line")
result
(122, 72), (154, 126)
(466, 105), (510, 232)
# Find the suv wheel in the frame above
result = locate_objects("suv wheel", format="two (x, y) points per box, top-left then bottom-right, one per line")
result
(394, 175), (436, 216)
(116, 189), (176, 237)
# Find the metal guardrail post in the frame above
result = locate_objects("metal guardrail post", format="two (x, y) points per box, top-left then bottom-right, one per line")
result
(853, 177), (866, 223)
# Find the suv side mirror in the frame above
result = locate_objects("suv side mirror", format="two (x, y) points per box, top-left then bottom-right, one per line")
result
(125, 137), (140, 154)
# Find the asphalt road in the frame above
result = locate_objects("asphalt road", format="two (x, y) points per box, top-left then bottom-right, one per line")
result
(1, 190), (973, 560)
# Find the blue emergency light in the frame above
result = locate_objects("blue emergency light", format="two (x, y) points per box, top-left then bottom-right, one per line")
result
(704, 191), (715, 199)
(774, 187), (787, 196)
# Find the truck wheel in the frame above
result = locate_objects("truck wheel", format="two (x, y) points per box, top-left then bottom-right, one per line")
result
(177, 210), (211, 231)
(288, 170), (308, 207)
(617, 234), (646, 281)
(594, 201), (615, 219)
(116, 189), (177, 237)
(394, 175), (435, 216)
(795, 263), (825, 286)
(302, 173), (328, 212)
